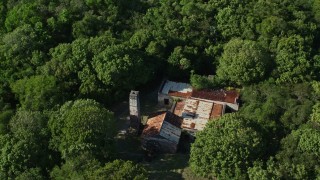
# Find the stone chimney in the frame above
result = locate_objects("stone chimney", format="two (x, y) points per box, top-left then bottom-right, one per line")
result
(129, 90), (140, 133)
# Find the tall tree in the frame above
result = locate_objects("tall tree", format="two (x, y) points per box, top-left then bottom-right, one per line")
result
(0, 111), (50, 178)
(50, 152), (101, 180)
(11, 75), (60, 111)
(51, 154), (148, 180)
(0, 107), (14, 135)
(189, 113), (265, 179)
(91, 160), (148, 180)
(275, 35), (311, 84)
(216, 38), (270, 85)
(49, 99), (116, 160)
(275, 123), (320, 179)
(0, 24), (49, 81)
(93, 44), (155, 91)
(240, 81), (315, 144)
(4, 2), (43, 32)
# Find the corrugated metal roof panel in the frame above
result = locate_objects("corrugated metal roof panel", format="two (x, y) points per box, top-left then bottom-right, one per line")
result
(183, 99), (198, 116)
(211, 104), (224, 119)
(159, 121), (181, 144)
(181, 117), (196, 129)
(141, 111), (182, 144)
(197, 101), (213, 119)
(141, 112), (166, 137)
(179, 98), (216, 131)
(194, 118), (208, 130)
(191, 89), (239, 104)
(173, 101), (185, 116)
(161, 81), (192, 97)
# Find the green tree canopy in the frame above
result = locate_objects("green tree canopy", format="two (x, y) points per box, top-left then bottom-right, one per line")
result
(216, 38), (270, 86)
(247, 111), (320, 179)
(93, 44), (155, 91)
(9, 110), (49, 140)
(42, 37), (111, 101)
(0, 110), (50, 179)
(91, 159), (148, 180)
(247, 159), (279, 180)
(4, 2), (43, 32)
(258, 16), (287, 38)
(0, 109), (14, 135)
(275, 35), (311, 84)
(51, 154), (147, 180)
(11, 75), (59, 111)
(49, 99), (116, 160)
(264, 124), (320, 179)
(15, 168), (45, 180)
(313, 0), (320, 22)
(189, 113), (265, 179)
(240, 81), (315, 135)
(310, 102), (320, 124)
(50, 152), (101, 180)
(0, 24), (49, 81)
(0, 0), (320, 178)
(0, 135), (45, 178)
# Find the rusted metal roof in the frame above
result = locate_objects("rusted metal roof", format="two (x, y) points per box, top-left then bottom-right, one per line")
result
(168, 91), (192, 98)
(197, 101), (213, 119)
(141, 112), (166, 137)
(141, 111), (183, 144)
(210, 104), (224, 119)
(194, 118), (208, 130)
(182, 99), (198, 117)
(191, 89), (239, 104)
(157, 80), (240, 134)
(173, 100), (185, 116)
(179, 98), (225, 131)
(181, 117), (196, 130)
(224, 90), (240, 104)
(160, 80), (239, 103)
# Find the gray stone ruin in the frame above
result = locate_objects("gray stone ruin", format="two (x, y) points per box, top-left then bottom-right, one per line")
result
(129, 90), (141, 134)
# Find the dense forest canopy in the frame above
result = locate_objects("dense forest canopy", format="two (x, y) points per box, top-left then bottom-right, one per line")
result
(0, 0), (320, 179)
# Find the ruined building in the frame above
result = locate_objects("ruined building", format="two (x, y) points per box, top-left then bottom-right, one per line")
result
(141, 80), (240, 153)
(158, 80), (239, 135)
(141, 111), (182, 153)
(129, 90), (141, 134)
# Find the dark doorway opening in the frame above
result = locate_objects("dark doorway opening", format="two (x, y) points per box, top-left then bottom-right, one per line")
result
(225, 106), (235, 113)
(164, 98), (169, 105)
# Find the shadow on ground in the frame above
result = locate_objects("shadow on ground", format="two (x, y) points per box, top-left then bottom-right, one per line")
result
(143, 153), (188, 180)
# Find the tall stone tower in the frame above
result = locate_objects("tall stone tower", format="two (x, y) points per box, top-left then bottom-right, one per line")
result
(129, 90), (141, 133)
